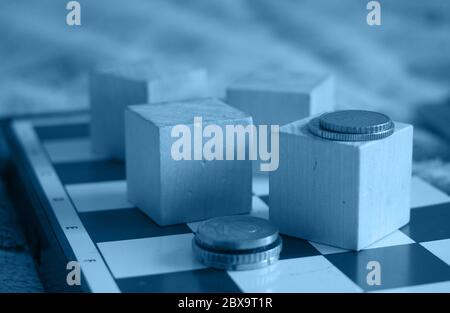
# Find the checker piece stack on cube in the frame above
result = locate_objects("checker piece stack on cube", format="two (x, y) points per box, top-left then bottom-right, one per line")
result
(270, 110), (413, 250)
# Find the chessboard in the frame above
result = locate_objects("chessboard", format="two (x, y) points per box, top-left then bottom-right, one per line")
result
(5, 112), (450, 293)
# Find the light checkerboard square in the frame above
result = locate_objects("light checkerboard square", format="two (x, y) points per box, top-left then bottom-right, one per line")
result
(310, 230), (415, 255)
(411, 177), (450, 209)
(98, 233), (205, 279)
(66, 180), (133, 212)
(421, 239), (450, 266)
(252, 175), (269, 196)
(229, 256), (362, 292)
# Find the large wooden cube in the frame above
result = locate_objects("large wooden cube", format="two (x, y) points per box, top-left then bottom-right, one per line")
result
(90, 63), (209, 160)
(126, 98), (253, 226)
(226, 69), (334, 173)
(269, 116), (413, 250)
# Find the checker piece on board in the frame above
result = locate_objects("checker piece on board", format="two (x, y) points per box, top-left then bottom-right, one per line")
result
(193, 216), (282, 271)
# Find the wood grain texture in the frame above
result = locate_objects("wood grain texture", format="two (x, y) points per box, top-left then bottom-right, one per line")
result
(90, 63), (209, 160)
(126, 98), (252, 226)
(226, 69), (335, 174)
(226, 68), (335, 126)
(269, 116), (413, 250)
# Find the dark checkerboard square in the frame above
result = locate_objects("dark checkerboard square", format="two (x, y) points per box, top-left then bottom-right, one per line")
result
(117, 269), (241, 293)
(260, 195), (269, 206)
(80, 208), (192, 243)
(279, 235), (321, 260)
(54, 160), (125, 184)
(401, 202), (450, 242)
(35, 123), (89, 141)
(325, 243), (450, 291)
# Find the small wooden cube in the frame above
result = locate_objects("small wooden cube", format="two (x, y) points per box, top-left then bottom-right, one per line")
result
(226, 69), (335, 173)
(126, 98), (252, 226)
(226, 69), (335, 126)
(269, 116), (413, 250)
(90, 63), (209, 160)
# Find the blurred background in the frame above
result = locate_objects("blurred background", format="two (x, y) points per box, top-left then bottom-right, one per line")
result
(0, 0), (449, 291)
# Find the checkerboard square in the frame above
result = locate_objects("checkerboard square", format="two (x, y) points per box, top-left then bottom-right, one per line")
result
(252, 175), (269, 196)
(55, 160), (125, 184)
(421, 239), (450, 266)
(44, 138), (107, 163)
(325, 243), (450, 291)
(401, 202), (450, 242)
(260, 195), (269, 206)
(117, 269), (241, 293)
(250, 196), (269, 220)
(309, 242), (347, 255)
(35, 123), (89, 141)
(366, 230), (415, 249)
(98, 234), (205, 279)
(66, 180), (133, 213)
(229, 256), (362, 292)
(310, 230), (414, 255)
(372, 280), (450, 293)
(411, 177), (450, 209)
(279, 235), (321, 260)
(80, 208), (191, 243)
(187, 221), (202, 233)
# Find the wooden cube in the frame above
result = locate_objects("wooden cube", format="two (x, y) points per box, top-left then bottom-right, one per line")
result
(226, 69), (335, 126)
(226, 69), (334, 173)
(126, 98), (253, 226)
(269, 116), (413, 250)
(90, 63), (209, 160)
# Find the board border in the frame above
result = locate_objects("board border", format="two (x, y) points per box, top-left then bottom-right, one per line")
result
(8, 115), (119, 292)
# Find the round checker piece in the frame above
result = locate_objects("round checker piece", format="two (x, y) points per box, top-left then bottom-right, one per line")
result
(319, 110), (394, 134)
(308, 117), (394, 141)
(193, 216), (282, 271)
(193, 236), (282, 271)
(195, 215), (279, 250)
